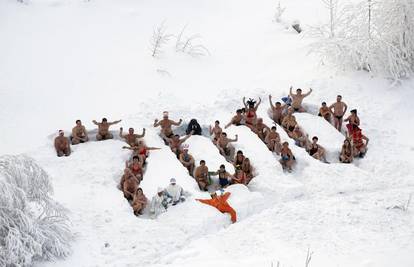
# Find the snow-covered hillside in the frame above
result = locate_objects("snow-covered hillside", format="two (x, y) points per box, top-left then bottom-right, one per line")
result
(1, 0), (414, 266)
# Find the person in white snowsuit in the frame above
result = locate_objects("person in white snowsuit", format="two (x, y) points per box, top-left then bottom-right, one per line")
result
(149, 187), (168, 218)
(164, 178), (185, 205)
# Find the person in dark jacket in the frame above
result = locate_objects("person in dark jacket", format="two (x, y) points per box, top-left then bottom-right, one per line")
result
(186, 119), (202, 135)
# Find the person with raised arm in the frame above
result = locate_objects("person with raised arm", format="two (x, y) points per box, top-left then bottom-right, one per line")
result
(166, 132), (192, 157)
(216, 132), (238, 158)
(289, 86), (312, 112)
(224, 109), (244, 129)
(242, 97), (262, 128)
(119, 127), (145, 146)
(92, 117), (122, 141)
(269, 95), (285, 125)
(196, 192), (237, 223)
(153, 111), (182, 140)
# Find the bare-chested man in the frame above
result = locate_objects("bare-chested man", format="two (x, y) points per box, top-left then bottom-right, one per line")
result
(265, 126), (282, 155)
(279, 142), (295, 172)
(166, 133), (192, 156)
(269, 95), (284, 125)
(210, 120), (223, 145)
(225, 109), (244, 129)
(281, 108), (298, 137)
(71, 120), (89, 145)
(329, 95), (348, 131)
(119, 127), (145, 146)
(179, 147), (195, 176)
(254, 118), (270, 141)
(153, 111), (182, 140)
(54, 130), (71, 157)
(289, 86), (312, 112)
(194, 160), (209, 191)
(318, 102), (331, 123)
(122, 168), (140, 201)
(92, 118), (122, 141)
(291, 125), (308, 148)
(216, 132), (238, 159)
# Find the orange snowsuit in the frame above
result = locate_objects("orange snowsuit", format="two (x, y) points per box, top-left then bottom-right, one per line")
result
(196, 192), (237, 223)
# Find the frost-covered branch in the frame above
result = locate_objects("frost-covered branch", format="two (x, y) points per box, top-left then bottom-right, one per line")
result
(175, 25), (210, 57)
(150, 22), (173, 58)
(274, 2), (286, 23)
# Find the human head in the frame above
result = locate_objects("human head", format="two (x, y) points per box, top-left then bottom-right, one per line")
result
(58, 130), (64, 136)
(76, 120), (81, 126)
(275, 101), (281, 107)
(219, 164), (225, 170)
(221, 132), (227, 137)
(210, 192), (217, 199)
(200, 160), (206, 166)
(136, 188), (143, 195)
(337, 95), (342, 102)
(271, 126), (276, 131)
(351, 109), (357, 115)
(132, 156), (139, 163)
(257, 118), (263, 124)
(236, 109), (242, 115)
(102, 118), (107, 123)
(344, 139), (351, 146)
(170, 178), (176, 185)
(294, 125), (300, 131)
(283, 141), (289, 147)
(157, 187), (164, 196)
(312, 136), (318, 143)
(244, 158), (250, 164)
(296, 88), (302, 94)
(322, 102), (326, 106)
(215, 120), (220, 125)
(173, 134), (180, 140)
(124, 168), (130, 175)
(137, 140), (144, 146)
(247, 98), (256, 108)
(163, 111), (169, 119)
(129, 128), (134, 134)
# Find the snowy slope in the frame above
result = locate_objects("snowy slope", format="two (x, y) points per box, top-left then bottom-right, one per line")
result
(1, 0), (414, 266)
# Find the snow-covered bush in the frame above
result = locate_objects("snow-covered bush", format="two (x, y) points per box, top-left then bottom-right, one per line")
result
(150, 21), (173, 58)
(273, 1), (286, 23)
(309, 0), (414, 81)
(0, 155), (72, 267)
(175, 25), (210, 57)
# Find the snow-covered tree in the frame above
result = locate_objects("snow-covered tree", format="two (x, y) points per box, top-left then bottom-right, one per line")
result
(0, 155), (72, 267)
(310, 0), (414, 80)
(150, 22), (173, 58)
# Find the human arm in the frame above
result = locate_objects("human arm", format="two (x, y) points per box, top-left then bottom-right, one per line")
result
(342, 103), (348, 115)
(229, 135), (238, 142)
(137, 128), (146, 138)
(119, 127), (125, 138)
(304, 88), (313, 97)
(109, 120), (122, 126)
(269, 95), (275, 109)
(171, 119), (182, 126)
(92, 120), (99, 125)
(242, 97), (247, 108)
(362, 135), (369, 145)
(289, 86), (293, 97)
(255, 97), (262, 110)
(153, 119), (160, 127)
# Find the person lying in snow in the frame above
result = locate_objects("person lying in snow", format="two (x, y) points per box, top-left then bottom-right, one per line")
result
(71, 120), (89, 145)
(119, 167), (140, 190)
(345, 109), (360, 136)
(225, 109), (244, 129)
(307, 136), (328, 163)
(132, 188), (147, 216)
(351, 126), (369, 158)
(210, 165), (233, 189)
(55, 130), (71, 157)
(289, 86), (312, 112)
(119, 127), (145, 147)
(166, 133), (192, 157)
(186, 119), (202, 135)
(253, 118), (270, 141)
(196, 191), (237, 223)
(241, 158), (254, 184)
(282, 108), (298, 137)
(216, 132), (238, 159)
(340, 138), (353, 163)
(149, 187), (169, 219)
(210, 120), (223, 145)
(179, 145), (195, 176)
(92, 117), (122, 141)
(279, 141), (295, 172)
(318, 102), (331, 123)
(265, 126), (282, 155)
(164, 178), (186, 205)
(329, 95), (348, 131)
(234, 150), (245, 166)
(122, 168), (139, 201)
(126, 156), (143, 181)
(153, 111), (182, 141)
(194, 160), (210, 191)
(242, 97), (262, 129)
(122, 140), (160, 164)
(231, 167), (247, 185)
(291, 125), (308, 148)
(269, 95), (285, 125)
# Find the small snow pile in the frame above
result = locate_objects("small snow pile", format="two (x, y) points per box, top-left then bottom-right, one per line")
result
(0, 155), (72, 267)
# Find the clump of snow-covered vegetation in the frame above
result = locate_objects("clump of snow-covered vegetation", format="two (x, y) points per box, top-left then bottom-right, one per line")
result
(0, 155), (72, 266)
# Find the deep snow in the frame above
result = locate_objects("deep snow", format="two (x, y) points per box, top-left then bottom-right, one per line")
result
(1, 0), (414, 266)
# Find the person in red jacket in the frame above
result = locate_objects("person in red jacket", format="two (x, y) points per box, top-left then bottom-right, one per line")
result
(196, 192), (237, 223)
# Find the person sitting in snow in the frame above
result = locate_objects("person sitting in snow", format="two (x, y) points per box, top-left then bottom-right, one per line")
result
(132, 188), (147, 216)
(166, 133), (192, 157)
(318, 102), (332, 123)
(126, 156), (143, 181)
(329, 95), (348, 131)
(351, 126), (369, 158)
(54, 130), (71, 157)
(232, 167), (247, 185)
(216, 132), (238, 159)
(279, 141), (295, 172)
(194, 160), (210, 191)
(291, 125), (308, 148)
(123, 140), (161, 164)
(119, 127), (145, 147)
(71, 120), (89, 145)
(254, 118), (270, 141)
(196, 191), (237, 223)
(281, 108), (298, 137)
(164, 178), (186, 205)
(269, 95), (284, 125)
(225, 109), (244, 129)
(149, 187), (169, 219)
(345, 109), (360, 136)
(265, 126), (282, 155)
(340, 138), (353, 163)
(234, 150), (245, 166)
(210, 165), (233, 189)
(119, 167), (140, 191)
(210, 120), (223, 145)
(242, 97), (262, 128)
(289, 86), (312, 112)
(122, 170), (139, 201)
(92, 117), (122, 141)
(179, 145), (195, 176)
(241, 158), (254, 184)
(186, 119), (202, 135)
(307, 136), (327, 162)
(153, 111), (182, 140)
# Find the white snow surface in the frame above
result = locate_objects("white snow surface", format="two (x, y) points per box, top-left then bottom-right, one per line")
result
(1, 0), (414, 266)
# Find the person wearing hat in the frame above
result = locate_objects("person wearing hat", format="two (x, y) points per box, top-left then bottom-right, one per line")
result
(179, 146), (195, 176)
(166, 133), (192, 157)
(164, 178), (185, 205)
(149, 187), (168, 219)
(196, 191), (237, 223)
(92, 117), (122, 141)
(54, 130), (71, 157)
(153, 111), (182, 141)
